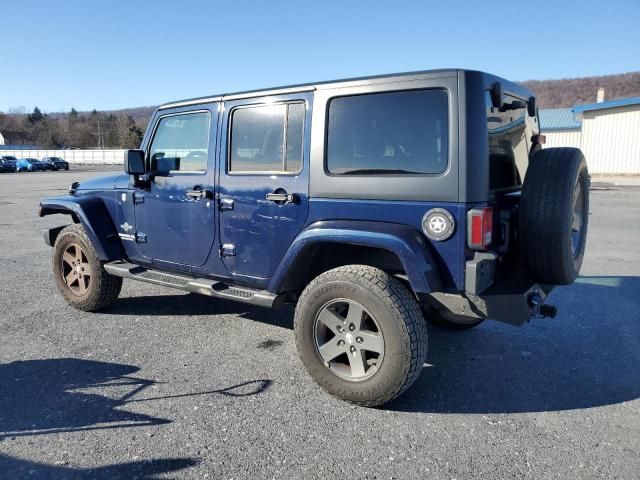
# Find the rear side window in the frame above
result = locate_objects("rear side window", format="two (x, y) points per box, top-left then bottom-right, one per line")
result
(229, 102), (305, 173)
(149, 111), (211, 172)
(326, 89), (449, 175)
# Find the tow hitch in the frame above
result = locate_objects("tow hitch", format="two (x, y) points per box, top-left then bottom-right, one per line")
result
(528, 290), (557, 320)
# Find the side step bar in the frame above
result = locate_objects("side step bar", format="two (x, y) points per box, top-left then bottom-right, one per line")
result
(104, 260), (281, 308)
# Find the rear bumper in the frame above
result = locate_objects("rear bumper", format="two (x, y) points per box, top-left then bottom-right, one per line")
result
(423, 277), (555, 326)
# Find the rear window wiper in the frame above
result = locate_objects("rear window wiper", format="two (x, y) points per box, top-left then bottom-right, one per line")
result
(340, 168), (422, 175)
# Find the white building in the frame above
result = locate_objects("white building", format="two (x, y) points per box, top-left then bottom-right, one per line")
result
(539, 96), (640, 174)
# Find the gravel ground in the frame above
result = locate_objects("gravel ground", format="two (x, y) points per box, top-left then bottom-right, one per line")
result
(0, 169), (638, 479)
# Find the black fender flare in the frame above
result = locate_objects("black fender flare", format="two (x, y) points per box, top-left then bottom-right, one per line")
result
(268, 220), (443, 294)
(39, 195), (125, 261)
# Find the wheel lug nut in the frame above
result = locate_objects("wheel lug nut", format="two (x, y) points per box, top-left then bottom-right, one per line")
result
(337, 340), (345, 346)
(349, 324), (355, 331)
(356, 337), (363, 344)
(350, 346), (356, 354)
(337, 325), (344, 333)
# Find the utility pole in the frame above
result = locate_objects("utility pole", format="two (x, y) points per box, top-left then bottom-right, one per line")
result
(95, 119), (104, 148)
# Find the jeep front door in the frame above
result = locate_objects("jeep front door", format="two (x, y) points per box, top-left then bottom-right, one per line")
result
(134, 107), (218, 268)
(218, 93), (311, 280)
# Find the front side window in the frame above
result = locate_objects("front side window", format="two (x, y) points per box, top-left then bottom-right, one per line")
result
(149, 111), (211, 172)
(326, 89), (449, 175)
(229, 102), (304, 173)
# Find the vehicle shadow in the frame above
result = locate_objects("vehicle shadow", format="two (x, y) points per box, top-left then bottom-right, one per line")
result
(104, 292), (294, 330)
(0, 453), (197, 480)
(101, 276), (640, 414)
(389, 276), (640, 413)
(0, 358), (271, 439)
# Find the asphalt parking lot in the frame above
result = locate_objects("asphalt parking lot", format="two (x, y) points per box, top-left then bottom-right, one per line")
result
(0, 168), (638, 479)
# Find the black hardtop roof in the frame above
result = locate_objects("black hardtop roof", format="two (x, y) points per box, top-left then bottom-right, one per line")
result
(159, 68), (533, 109)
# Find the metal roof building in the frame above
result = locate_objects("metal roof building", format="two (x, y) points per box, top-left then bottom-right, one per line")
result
(538, 108), (582, 131)
(539, 96), (640, 174)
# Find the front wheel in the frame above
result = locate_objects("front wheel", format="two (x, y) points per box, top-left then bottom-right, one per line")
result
(53, 224), (122, 311)
(294, 265), (428, 407)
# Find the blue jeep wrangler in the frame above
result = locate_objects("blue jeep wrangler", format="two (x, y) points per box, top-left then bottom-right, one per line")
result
(40, 69), (589, 406)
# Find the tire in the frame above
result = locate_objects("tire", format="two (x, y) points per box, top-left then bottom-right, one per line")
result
(422, 304), (484, 330)
(52, 224), (122, 311)
(294, 265), (428, 407)
(519, 148), (589, 285)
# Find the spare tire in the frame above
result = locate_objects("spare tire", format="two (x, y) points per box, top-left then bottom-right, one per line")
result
(519, 147), (589, 285)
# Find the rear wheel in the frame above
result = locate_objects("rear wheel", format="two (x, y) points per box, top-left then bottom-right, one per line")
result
(53, 224), (122, 311)
(294, 265), (428, 407)
(519, 148), (589, 284)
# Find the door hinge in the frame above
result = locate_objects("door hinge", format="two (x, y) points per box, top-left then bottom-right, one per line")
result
(135, 232), (147, 243)
(221, 243), (235, 257)
(133, 193), (145, 204)
(219, 198), (234, 211)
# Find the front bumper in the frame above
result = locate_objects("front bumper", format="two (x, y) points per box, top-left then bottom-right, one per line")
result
(43, 226), (67, 247)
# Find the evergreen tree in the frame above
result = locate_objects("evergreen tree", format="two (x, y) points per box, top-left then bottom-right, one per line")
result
(27, 106), (45, 123)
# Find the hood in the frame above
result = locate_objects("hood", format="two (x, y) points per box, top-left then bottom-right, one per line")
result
(76, 173), (128, 191)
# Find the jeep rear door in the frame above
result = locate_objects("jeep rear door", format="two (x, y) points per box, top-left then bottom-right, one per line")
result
(218, 92), (312, 281)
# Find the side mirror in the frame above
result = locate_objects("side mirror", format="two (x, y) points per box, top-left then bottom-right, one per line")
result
(489, 82), (503, 109)
(150, 155), (180, 176)
(527, 96), (537, 117)
(124, 149), (145, 175)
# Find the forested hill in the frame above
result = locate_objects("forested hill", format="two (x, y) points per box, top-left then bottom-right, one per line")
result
(519, 71), (640, 108)
(107, 71), (640, 115)
(2, 71), (639, 149)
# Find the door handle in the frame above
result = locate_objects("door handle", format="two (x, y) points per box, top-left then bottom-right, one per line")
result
(266, 192), (296, 204)
(186, 188), (212, 200)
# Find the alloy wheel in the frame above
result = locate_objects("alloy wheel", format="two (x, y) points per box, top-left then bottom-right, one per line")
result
(61, 243), (92, 295)
(313, 298), (385, 381)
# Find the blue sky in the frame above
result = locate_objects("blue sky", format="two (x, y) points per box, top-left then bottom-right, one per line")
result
(1, 0), (639, 113)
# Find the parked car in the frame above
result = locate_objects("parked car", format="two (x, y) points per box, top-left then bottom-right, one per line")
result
(41, 157), (70, 171)
(16, 158), (44, 172)
(39, 159), (55, 171)
(0, 155), (18, 172)
(39, 69), (590, 407)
